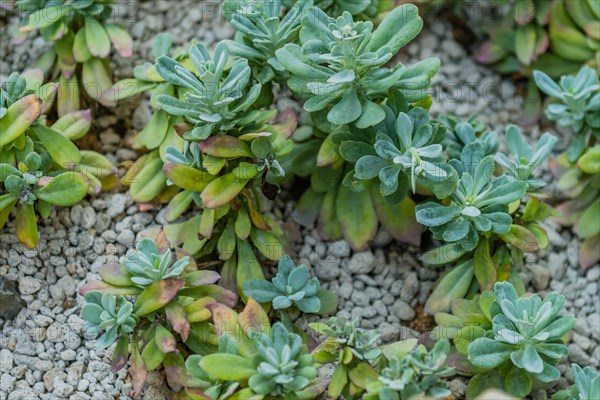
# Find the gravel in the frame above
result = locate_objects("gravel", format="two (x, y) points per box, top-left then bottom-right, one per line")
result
(1, 1), (599, 399)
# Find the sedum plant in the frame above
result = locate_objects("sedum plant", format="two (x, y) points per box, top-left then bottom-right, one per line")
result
(465, 282), (575, 399)
(417, 125), (557, 314)
(179, 298), (325, 399)
(15, 0), (133, 114)
(80, 237), (237, 398)
(0, 72), (113, 247)
(552, 364), (600, 400)
(310, 317), (381, 398)
(439, 115), (499, 161)
(535, 66), (600, 269)
(243, 255), (337, 314)
(222, 0), (312, 84)
(276, 4), (439, 127)
(363, 339), (453, 400)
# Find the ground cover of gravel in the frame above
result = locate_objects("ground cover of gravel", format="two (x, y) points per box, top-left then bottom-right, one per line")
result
(0, 2), (598, 399)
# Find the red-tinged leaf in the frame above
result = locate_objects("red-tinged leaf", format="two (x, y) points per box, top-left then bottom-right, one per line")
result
(79, 280), (142, 296)
(198, 136), (253, 158)
(129, 348), (147, 398)
(499, 224), (539, 252)
(184, 388), (213, 400)
(165, 302), (190, 341)
(85, 20), (110, 58)
(242, 192), (271, 230)
(15, 203), (38, 249)
(155, 229), (172, 254)
(371, 190), (421, 246)
(239, 297), (271, 337)
(447, 351), (477, 375)
(206, 303), (239, 338)
(111, 336), (129, 372)
(183, 270), (220, 287)
(134, 278), (185, 316)
(580, 235), (600, 271)
(178, 285), (237, 308)
(104, 24), (133, 57)
(273, 108), (297, 138)
(155, 324), (177, 353)
(165, 366), (207, 393)
(0, 93), (42, 147)
(98, 263), (134, 287)
(51, 109), (92, 140)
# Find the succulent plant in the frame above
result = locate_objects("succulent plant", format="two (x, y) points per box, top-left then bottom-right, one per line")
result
(439, 115), (499, 160)
(276, 4), (440, 127)
(346, 107), (458, 200)
(15, 0), (133, 114)
(466, 281), (575, 398)
(196, 299), (324, 399)
(535, 66), (600, 269)
(476, 0), (599, 79)
(552, 364), (600, 400)
(416, 142), (527, 252)
(534, 66), (599, 161)
(123, 239), (190, 287)
(243, 255), (337, 313)
(304, 0), (384, 18)
(310, 317), (381, 398)
(81, 292), (138, 348)
(222, 0), (312, 84)
(364, 339), (454, 400)
(80, 237), (237, 398)
(155, 41), (274, 141)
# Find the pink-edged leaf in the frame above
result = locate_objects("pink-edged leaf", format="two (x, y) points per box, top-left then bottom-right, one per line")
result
(183, 270), (220, 287)
(580, 235), (600, 271)
(206, 303), (239, 338)
(239, 297), (271, 337)
(198, 136), (253, 158)
(184, 388), (214, 400)
(155, 324), (178, 353)
(104, 23), (133, 57)
(134, 278), (185, 316)
(129, 348), (147, 398)
(79, 280), (141, 296)
(165, 302), (190, 341)
(179, 285), (237, 308)
(98, 263), (134, 287)
(164, 366), (207, 392)
(111, 335), (129, 372)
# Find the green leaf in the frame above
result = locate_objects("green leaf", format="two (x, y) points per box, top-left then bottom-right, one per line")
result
(236, 240), (265, 301)
(29, 124), (81, 167)
(200, 173), (250, 209)
(577, 198), (600, 239)
(51, 109), (92, 140)
(35, 172), (88, 206)
(104, 23), (133, 58)
(416, 202), (461, 226)
(468, 338), (515, 369)
(0, 194), (18, 229)
(425, 261), (474, 314)
(141, 337), (165, 371)
(515, 24), (537, 65)
(134, 278), (185, 316)
(371, 4), (423, 54)
(422, 243), (467, 267)
(371, 190), (421, 246)
(73, 28), (92, 63)
(499, 224), (539, 252)
(505, 364), (532, 397)
(315, 288), (338, 314)
(473, 237), (497, 291)
(129, 157), (166, 203)
(336, 185), (377, 251)
(355, 100), (386, 129)
(0, 94), (42, 147)
(163, 162), (214, 192)
(199, 354), (255, 381)
(85, 20), (110, 58)
(328, 364), (347, 398)
(249, 229), (284, 261)
(327, 88), (362, 125)
(16, 202), (38, 249)
(155, 324), (177, 353)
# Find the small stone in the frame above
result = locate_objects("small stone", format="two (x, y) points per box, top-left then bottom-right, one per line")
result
(348, 251), (376, 274)
(106, 194), (127, 217)
(327, 240), (351, 258)
(18, 276), (42, 295)
(586, 266), (600, 282)
(529, 264), (550, 290)
(379, 322), (399, 342)
(390, 299), (415, 321)
(0, 278), (25, 319)
(351, 291), (370, 307)
(0, 349), (14, 373)
(60, 349), (77, 361)
(0, 374), (16, 393)
(572, 332), (592, 351)
(53, 378), (74, 397)
(400, 272), (419, 302)
(338, 282), (353, 299)
(314, 259), (341, 282)
(117, 230), (135, 247)
(548, 253), (568, 280)
(44, 368), (67, 391)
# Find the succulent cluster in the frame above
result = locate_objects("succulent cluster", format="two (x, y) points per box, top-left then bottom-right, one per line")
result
(415, 125), (556, 314)
(4, 0), (593, 399)
(0, 72), (113, 247)
(535, 66), (600, 269)
(477, 0), (599, 79)
(552, 364), (600, 400)
(15, 0), (132, 113)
